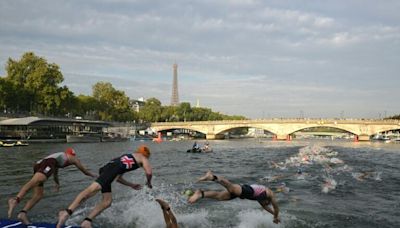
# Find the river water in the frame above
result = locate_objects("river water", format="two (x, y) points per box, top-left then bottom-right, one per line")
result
(1, 139), (399, 228)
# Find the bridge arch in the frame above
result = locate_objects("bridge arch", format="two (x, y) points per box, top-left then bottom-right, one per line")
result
(152, 126), (208, 135)
(213, 124), (277, 136)
(370, 126), (400, 136)
(287, 124), (358, 136)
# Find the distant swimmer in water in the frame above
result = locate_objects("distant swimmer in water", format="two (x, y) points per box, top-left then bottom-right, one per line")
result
(7, 148), (96, 224)
(188, 170), (280, 224)
(353, 171), (381, 181)
(56, 145), (153, 228)
(156, 198), (178, 228)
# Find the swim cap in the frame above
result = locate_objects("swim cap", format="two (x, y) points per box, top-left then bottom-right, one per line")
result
(297, 168), (302, 174)
(65, 147), (76, 156)
(136, 145), (150, 158)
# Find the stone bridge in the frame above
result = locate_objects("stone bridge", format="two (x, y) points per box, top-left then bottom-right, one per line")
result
(151, 119), (400, 141)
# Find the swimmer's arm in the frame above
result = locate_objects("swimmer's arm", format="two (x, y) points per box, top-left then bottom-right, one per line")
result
(72, 158), (97, 178)
(116, 175), (142, 190)
(142, 158), (153, 188)
(270, 193), (280, 224)
(260, 191), (280, 223)
(260, 202), (274, 215)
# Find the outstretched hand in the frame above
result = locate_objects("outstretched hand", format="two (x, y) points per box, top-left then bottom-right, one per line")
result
(273, 217), (280, 224)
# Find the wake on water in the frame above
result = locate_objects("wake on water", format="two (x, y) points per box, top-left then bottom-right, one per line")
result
(62, 144), (386, 228)
(65, 182), (211, 228)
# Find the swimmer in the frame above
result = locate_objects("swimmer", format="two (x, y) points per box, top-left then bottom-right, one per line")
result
(188, 170), (280, 224)
(156, 199), (178, 228)
(353, 171), (379, 181)
(321, 178), (337, 193)
(275, 183), (290, 194)
(7, 148), (96, 224)
(270, 161), (286, 170)
(56, 145), (153, 228)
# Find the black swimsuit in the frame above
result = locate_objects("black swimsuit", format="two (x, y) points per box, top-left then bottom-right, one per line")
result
(95, 154), (140, 193)
(230, 184), (269, 202)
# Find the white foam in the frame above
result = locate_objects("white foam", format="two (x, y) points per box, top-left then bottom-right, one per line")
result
(321, 177), (337, 193)
(236, 209), (282, 228)
(81, 185), (210, 227)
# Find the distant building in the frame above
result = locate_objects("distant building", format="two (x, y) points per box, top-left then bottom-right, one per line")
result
(171, 63), (180, 106)
(0, 116), (109, 141)
(130, 97), (146, 112)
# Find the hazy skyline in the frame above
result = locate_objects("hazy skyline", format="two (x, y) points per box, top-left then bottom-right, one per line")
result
(1, 0), (399, 119)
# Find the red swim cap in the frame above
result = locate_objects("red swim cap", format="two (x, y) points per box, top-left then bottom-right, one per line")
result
(65, 147), (76, 156)
(136, 145), (150, 158)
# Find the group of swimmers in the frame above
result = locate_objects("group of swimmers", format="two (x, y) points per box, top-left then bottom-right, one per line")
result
(7, 145), (280, 228)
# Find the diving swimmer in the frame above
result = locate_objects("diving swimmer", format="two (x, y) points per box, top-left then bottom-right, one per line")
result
(56, 145), (153, 228)
(7, 148), (97, 224)
(188, 170), (280, 224)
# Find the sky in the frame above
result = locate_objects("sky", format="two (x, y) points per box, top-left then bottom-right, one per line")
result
(0, 0), (399, 119)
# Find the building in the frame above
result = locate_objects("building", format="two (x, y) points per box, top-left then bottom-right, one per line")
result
(171, 63), (180, 106)
(0, 116), (110, 142)
(130, 97), (146, 112)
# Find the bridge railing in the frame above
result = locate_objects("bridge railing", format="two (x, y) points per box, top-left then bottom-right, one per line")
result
(152, 118), (400, 125)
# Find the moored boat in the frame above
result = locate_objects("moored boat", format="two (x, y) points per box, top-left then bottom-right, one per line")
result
(0, 140), (16, 147)
(66, 131), (101, 143)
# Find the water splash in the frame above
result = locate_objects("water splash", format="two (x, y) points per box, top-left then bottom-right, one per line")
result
(236, 209), (282, 228)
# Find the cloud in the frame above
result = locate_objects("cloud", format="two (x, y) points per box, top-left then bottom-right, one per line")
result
(0, 0), (399, 118)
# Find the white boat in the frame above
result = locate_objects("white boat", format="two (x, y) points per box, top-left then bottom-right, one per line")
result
(0, 140), (16, 147)
(101, 133), (128, 142)
(15, 140), (29, 146)
(66, 132), (101, 143)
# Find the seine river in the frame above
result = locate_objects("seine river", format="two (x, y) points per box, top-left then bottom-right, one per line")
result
(1, 139), (399, 228)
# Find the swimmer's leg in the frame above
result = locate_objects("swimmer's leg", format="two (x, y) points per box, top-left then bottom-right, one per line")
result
(57, 182), (101, 228)
(213, 176), (242, 196)
(188, 189), (232, 204)
(81, 192), (112, 227)
(18, 185), (44, 224)
(8, 172), (46, 218)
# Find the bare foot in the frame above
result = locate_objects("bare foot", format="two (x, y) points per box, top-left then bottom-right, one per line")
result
(8, 198), (18, 218)
(56, 210), (70, 228)
(81, 220), (92, 228)
(17, 211), (30, 224)
(156, 198), (170, 209)
(198, 170), (215, 182)
(187, 190), (202, 204)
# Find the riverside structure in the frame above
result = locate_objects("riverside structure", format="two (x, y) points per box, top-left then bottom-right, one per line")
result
(0, 116), (109, 142)
(151, 119), (400, 141)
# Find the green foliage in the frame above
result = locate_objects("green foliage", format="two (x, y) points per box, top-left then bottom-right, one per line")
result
(92, 82), (135, 122)
(1, 52), (246, 122)
(138, 99), (247, 122)
(386, 115), (400, 120)
(4, 52), (71, 115)
(139, 97), (163, 122)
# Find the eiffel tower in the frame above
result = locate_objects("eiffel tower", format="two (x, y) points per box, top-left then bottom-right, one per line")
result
(171, 63), (179, 106)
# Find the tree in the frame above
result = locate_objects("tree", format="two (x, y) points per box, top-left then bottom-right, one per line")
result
(0, 77), (14, 113)
(4, 52), (71, 115)
(139, 97), (163, 122)
(92, 82), (134, 121)
(177, 102), (192, 121)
